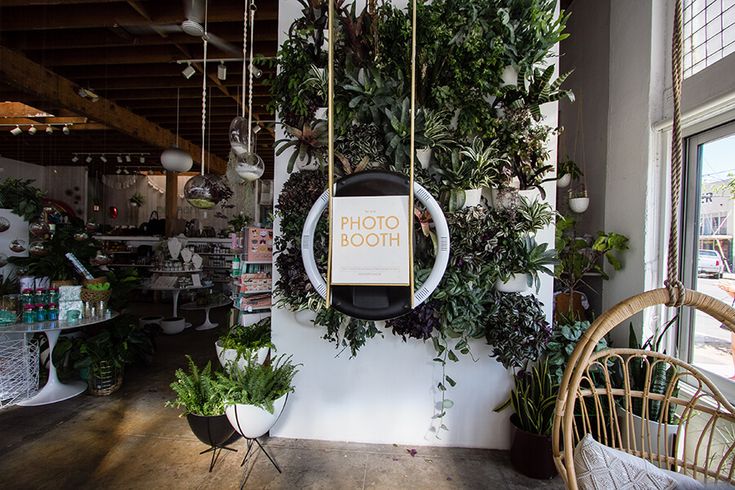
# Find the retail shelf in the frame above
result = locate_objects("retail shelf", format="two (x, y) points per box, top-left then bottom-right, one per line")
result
(109, 264), (154, 268)
(151, 269), (203, 274)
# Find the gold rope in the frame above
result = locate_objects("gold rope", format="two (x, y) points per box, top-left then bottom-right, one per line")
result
(326, 0), (335, 307)
(408, 0), (417, 306)
(665, 0), (684, 307)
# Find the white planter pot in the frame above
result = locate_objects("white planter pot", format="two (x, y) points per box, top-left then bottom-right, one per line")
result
(569, 197), (590, 214)
(226, 394), (288, 439)
(556, 173), (572, 188)
(517, 188), (541, 204)
(616, 406), (679, 464)
(215, 339), (270, 370)
(295, 154), (319, 171)
(160, 317), (186, 335)
(139, 316), (162, 328)
(495, 274), (529, 293)
(294, 309), (316, 327)
(501, 65), (518, 86)
(462, 188), (483, 208)
(416, 148), (433, 169)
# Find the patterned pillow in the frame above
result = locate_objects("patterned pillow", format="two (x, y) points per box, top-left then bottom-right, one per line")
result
(574, 434), (702, 490)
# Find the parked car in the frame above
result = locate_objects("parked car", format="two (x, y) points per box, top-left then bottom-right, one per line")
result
(698, 249), (724, 278)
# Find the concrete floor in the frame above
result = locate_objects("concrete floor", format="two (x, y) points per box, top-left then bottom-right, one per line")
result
(0, 302), (564, 489)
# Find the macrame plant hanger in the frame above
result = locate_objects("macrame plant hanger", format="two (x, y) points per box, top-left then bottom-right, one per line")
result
(301, 0), (450, 321)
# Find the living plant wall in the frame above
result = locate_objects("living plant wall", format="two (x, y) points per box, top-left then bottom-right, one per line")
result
(271, 0), (572, 384)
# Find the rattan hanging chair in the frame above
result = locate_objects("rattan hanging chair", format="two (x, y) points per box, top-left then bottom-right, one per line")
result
(552, 288), (735, 487)
(551, 1), (735, 487)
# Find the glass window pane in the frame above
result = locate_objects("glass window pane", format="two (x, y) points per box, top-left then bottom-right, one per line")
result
(691, 133), (735, 381)
(725, 24), (735, 45)
(724, 6), (735, 27)
(684, 0), (735, 75)
(708, 35), (724, 53)
(723, 40), (735, 57)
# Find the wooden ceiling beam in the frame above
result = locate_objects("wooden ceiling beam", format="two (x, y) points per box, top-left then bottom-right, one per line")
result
(0, 2), (278, 31)
(0, 0), (124, 6)
(90, 77), (269, 90)
(0, 44), (228, 173)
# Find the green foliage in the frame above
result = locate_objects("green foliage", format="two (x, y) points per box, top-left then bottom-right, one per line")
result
(219, 318), (274, 360)
(496, 359), (559, 436)
(558, 158), (583, 181)
(555, 216), (629, 293)
(167, 356), (226, 416)
(227, 212), (251, 232)
(129, 192), (144, 206)
(219, 354), (300, 414)
(546, 319), (607, 383)
(485, 292), (551, 370)
(0, 178), (44, 221)
(421, 109), (455, 151)
(516, 197), (555, 234)
(499, 236), (557, 292)
(276, 121), (328, 173)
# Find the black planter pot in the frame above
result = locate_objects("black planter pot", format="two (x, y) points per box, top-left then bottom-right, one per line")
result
(509, 414), (557, 480)
(186, 413), (238, 447)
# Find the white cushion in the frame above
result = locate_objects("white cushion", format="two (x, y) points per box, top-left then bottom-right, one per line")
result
(574, 434), (704, 489)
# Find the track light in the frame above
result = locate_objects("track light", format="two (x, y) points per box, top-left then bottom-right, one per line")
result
(85, 155), (93, 163)
(62, 124), (70, 135)
(45, 125), (54, 134)
(27, 125), (37, 135)
(116, 167), (122, 174)
(125, 155), (131, 163)
(252, 124), (262, 134)
(10, 125), (22, 136)
(251, 66), (263, 79)
(100, 155), (108, 163)
(72, 155), (79, 163)
(182, 62), (196, 79)
(140, 156), (146, 164)
(123, 168), (129, 174)
(117, 156), (123, 164)
(218, 61), (227, 81)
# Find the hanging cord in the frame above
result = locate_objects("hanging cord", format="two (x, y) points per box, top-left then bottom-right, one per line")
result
(573, 97), (588, 192)
(247, 1), (256, 154)
(326, 0), (335, 306)
(408, 0), (417, 304)
(175, 87), (180, 147)
(200, 0), (209, 176)
(666, 0), (685, 307)
(241, 0), (248, 119)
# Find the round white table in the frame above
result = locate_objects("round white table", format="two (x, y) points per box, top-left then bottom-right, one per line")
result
(0, 313), (119, 406)
(142, 283), (212, 317)
(179, 299), (231, 331)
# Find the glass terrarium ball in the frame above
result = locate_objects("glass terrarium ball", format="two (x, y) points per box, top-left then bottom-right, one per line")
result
(29, 241), (48, 257)
(0, 217), (9, 233)
(184, 175), (217, 209)
(29, 220), (49, 237)
(229, 116), (247, 156)
(9, 240), (26, 253)
(0, 253), (7, 267)
(235, 152), (265, 181)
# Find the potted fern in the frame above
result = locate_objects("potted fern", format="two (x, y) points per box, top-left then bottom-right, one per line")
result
(167, 355), (237, 468)
(215, 317), (274, 371)
(220, 354), (299, 439)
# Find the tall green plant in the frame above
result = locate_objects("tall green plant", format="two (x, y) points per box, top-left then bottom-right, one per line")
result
(167, 356), (226, 416)
(219, 354), (300, 413)
(495, 359), (559, 436)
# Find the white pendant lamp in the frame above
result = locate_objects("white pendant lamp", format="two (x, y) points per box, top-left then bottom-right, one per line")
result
(161, 88), (194, 172)
(232, 0), (264, 181)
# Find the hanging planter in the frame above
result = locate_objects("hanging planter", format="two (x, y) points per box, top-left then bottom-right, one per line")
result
(556, 173), (571, 188)
(568, 189), (589, 214)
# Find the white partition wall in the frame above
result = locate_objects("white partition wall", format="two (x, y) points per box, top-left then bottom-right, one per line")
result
(270, 1), (560, 449)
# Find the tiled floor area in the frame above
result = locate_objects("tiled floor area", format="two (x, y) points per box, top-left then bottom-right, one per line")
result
(0, 303), (564, 489)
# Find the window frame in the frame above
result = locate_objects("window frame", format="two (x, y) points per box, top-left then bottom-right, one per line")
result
(680, 120), (735, 401)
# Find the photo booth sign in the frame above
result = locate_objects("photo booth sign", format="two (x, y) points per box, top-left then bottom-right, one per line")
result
(330, 195), (411, 286)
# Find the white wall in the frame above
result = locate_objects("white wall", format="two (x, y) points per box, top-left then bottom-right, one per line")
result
(270, 2), (559, 448)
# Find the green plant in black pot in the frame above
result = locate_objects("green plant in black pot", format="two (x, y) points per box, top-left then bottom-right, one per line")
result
(495, 359), (559, 479)
(167, 356), (226, 417)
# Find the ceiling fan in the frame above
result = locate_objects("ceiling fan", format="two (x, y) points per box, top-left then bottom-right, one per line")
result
(123, 0), (240, 56)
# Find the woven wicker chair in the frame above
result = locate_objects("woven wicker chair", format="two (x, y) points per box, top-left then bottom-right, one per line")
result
(552, 288), (735, 488)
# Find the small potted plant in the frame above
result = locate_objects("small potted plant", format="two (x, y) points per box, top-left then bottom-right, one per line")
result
(215, 317), (274, 371)
(167, 356), (237, 470)
(495, 359), (559, 479)
(276, 121), (328, 173)
(129, 192), (144, 208)
(556, 158), (582, 188)
(220, 354), (299, 439)
(417, 109), (454, 169)
(568, 186), (589, 213)
(496, 236), (557, 293)
(554, 216), (629, 320)
(435, 144), (498, 211)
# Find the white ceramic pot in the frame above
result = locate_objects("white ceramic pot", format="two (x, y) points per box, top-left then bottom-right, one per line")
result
(215, 340), (270, 370)
(495, 274), (529, 293)
(556, 173), (572, 188)
(160, 317), (186, 335)
(294, 309), (316, 327)
(462, 188), (483, 208)
(226, 394), (288, 439)
(314, 107), (327, 120)
(416, 148), (433, 169)
(615, 406), (679, 465)
(501, 65), (518, 87)
(517, 188), (541, 204)
(569, 197), (590, 214)
(295, 154), (320, 171)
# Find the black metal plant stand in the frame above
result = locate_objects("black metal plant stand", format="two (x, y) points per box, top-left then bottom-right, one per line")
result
(239, 438), (282, 473)
(201, 443), (238, 473)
